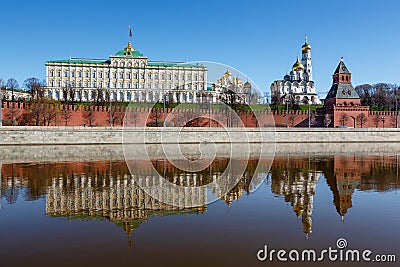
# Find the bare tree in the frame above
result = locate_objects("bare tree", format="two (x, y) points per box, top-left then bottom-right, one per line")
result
(60, 106), (73, 126)
(324, 114), (332, 127)
(6, 78), (19, 101)
(373, 113), (381, 128)
(84, 105), (96, 127)
(288, 112), (298, 127)
(338, 113), (349, 126)
(24, 77), (44, 99)
(356, 113), (368, 128)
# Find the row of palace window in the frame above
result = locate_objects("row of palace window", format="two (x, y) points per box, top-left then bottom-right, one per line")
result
(49, 80), (204, 90)
(52, 90), (196, 102)
(49, 70), (203, 81)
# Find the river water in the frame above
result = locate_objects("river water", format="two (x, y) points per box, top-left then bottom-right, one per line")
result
(0, 145), (399, 266)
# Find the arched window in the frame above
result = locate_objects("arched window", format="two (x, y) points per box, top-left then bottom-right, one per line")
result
(119, 92), (124, 101)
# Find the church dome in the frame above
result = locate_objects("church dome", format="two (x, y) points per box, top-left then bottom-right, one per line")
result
(243, 81), (251, 89)
(224, 70), (232, 77)
(292, 58), (304, 71)
(115, 41), (143, 57)
(302, 42), (311, 51)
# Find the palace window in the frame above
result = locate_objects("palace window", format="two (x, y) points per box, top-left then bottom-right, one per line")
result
(128, 83), (131, 89)
(174, 74), (178, 80)
(148, 84), (151, 89)
(155, 74), (159, 79)
(113, 92), (117, 100)
(127, 93), (131, 101)
(134, 83), (138, 89)
(100, 82), (103, 88)
(57, 71), (61, 77)
(119, 92), (124, 101)
(106, 72), (110, 78)
(78, 72), (82, 78)
(119, 82), (123, 88)
(113, 83), (117, 88)
(155, 84), (158, 89)
(50, 81), (54, 87)
(64, 71), (68, 77)
(78, 82), (82, 87)
(181, 74), (185, 80)
(113, 73), (117, 79)
(200, 75), (203, 80)
(55, 91), (60, 99)
(100, 72), (103, 78)
(161, 84), (165, 89)
(64, 81), (68, 87)
(106, 82), (110, 88)
(188, 74), (191, 80)
(195, 75), (198, 81)
(93, 82), (96, 88)
(71, 71), (75, 78)
(85, 82), (89, 87)
(168, 84), (172, 89)
(141, 83), (144, 89)
(128, 73), (131, 79)
(120, 73), (124, 79)
(134, 73), (138, 79)
(195, 84), (198, 90)
(161, 74), (165, 80)
(147, 73), (152, 79)
(141, 73), (145, 79)
(168, 74), (172, 80)
(50, 70), (54, 77)
(92, 72), (96, 78)
(85, 72), (89, 78)
(72, 81), (75, 87)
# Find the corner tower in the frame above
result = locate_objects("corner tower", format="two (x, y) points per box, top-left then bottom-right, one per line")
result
(324, 58), (360, 106)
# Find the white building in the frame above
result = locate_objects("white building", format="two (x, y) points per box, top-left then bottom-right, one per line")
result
(270, 37), (321, 105)
(45, 41), (208, 103)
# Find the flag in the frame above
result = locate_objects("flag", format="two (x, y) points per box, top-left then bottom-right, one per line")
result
(129, 25), (132, 38)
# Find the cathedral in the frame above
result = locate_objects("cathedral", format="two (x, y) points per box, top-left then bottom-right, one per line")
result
(270, 37), (321, 105)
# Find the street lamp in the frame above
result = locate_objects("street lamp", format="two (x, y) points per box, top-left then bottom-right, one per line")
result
(381, 116), (386, 128)
(308, 100), (311, 128)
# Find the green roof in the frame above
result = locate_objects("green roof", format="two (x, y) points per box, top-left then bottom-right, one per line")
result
(114, 49), (144, 57)
(147, 61), (205, 68)
(47, 58), (109, 65)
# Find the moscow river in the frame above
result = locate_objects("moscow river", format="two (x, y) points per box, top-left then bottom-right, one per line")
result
(0, 144), (399, 266)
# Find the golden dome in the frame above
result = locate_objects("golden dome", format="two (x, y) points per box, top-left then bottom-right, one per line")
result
(292, 58), (304, 71)
(224, 70), (231, 77)
(302, 42), (311, 51)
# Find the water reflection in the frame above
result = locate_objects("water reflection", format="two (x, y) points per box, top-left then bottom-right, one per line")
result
(1, 154), (399, 239)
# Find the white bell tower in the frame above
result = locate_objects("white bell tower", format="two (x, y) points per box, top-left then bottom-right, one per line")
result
(301, 35), (313, 82)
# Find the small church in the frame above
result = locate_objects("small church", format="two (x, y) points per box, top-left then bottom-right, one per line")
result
(323, 58), (370, 127)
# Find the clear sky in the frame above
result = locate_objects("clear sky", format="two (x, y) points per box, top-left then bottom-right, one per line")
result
(0, 0), (399, 99)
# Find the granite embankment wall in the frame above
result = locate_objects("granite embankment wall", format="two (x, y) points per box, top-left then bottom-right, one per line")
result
(1, 126), (400, 146)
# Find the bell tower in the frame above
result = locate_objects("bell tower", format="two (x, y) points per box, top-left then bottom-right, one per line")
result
(301, 35), (312, 82)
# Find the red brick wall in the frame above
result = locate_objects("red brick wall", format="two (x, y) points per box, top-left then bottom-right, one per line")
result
(2, 102), (399, 128)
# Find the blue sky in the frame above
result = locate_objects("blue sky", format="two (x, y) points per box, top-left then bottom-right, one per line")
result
(0, 0), (399, 98)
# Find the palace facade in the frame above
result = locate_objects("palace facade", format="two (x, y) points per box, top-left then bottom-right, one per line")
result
(45, 41), (208, 103)
(270, 37), (321, 105)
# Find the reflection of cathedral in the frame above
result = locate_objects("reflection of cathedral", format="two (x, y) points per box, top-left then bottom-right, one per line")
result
(270, 36), (321, 105)
(271, 158), (322, 238)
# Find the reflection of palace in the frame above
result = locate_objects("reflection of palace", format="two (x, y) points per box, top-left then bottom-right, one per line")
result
(270, 158), (323, 238)
(46, 174), (207, 235)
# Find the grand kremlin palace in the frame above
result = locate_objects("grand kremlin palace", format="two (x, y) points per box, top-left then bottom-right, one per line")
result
(45, 41), (209, 103)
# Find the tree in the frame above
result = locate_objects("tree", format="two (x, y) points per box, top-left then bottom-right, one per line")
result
(338, 113), (349, 126)
(324, 114), (332, 127)
(373, 113), (382, 128)
(356, 113), (368, 128)
(84, 105), (96, 127)
(288, 112), (298, 127)
(60, 106), (73, 126)
(6, 78), (19, 101)
(24, 77), (44, 99)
